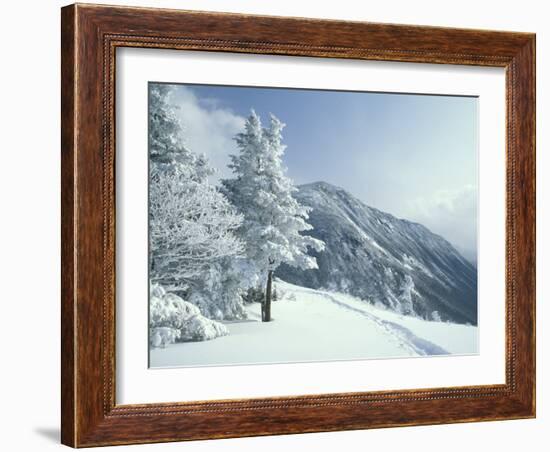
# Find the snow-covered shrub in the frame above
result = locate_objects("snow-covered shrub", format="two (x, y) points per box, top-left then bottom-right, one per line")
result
(431, 311), (442, 322)
(179, 315), (228, 342)
(150, 287), (200, 330)
(150, 326), (180, 348)
(150, 283), (229, 342)
(189, 258), (251, 320)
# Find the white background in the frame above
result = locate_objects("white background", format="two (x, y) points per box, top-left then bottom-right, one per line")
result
(117, 49), (505, 404)
(0, 1), (546, 451)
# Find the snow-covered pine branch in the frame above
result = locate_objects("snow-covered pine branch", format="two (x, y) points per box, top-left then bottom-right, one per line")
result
(221, 111), (325, 321)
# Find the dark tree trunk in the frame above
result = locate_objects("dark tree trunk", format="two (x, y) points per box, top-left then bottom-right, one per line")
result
(263, 270), (273, 322)
(261, 298), (265, 322)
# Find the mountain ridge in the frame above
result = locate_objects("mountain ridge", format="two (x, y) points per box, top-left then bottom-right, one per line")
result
(277, 181), (478, 325)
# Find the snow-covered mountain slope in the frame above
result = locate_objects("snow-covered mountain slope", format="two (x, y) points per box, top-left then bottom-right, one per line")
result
(276, 182), (478, 325)
(149, 280), (477, 368)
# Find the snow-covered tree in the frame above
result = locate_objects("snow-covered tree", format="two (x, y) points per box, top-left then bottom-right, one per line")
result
(148, 84), (244, 307)
(149, 168), (244, 288)
(222, 111), (325, 321)
(149, 84), (210, 179)
(431, 310), (442, 322)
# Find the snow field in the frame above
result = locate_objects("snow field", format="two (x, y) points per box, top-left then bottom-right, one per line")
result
(150, 280), (477, 368)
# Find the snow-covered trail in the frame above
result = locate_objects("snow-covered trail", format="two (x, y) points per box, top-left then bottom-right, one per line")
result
(150, 280), (477, 368)
(287, 285), (449, 356)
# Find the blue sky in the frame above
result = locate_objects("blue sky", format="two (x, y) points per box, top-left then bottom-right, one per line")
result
(162, 83), (478, 262)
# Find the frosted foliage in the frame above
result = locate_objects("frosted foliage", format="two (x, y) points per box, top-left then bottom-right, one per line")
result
(189, 258), (250, 320)
(150, 327), (180, 348)
(180, 315), (229, 342)
(221, 111), (325, 280)
(148, 84), (244, 298)
(150, 283), (166, 299)
(399, 274), (416, 316)
(149, 283), (228, 344)
(149, 84), (211, 180)
(150, 289), (200, 331)
(149, 167), (244, 289)
(431, 311), (442, 322)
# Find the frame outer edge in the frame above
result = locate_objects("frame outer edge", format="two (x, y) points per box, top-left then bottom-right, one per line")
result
(61, 3), (77, 448)
(60, 3), (536, 447)
(514, 35), (536, 416)
(531, 35), (536, 417)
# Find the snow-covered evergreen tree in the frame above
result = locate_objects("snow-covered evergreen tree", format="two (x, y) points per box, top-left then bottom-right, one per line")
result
(148, 84), (244, 317)
(149, 84), (210, 179)
(222, 111), (325, 321)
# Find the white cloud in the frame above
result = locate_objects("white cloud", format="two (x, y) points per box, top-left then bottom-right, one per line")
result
(170, 86), (245, 182)
(406, 185), (477, 263)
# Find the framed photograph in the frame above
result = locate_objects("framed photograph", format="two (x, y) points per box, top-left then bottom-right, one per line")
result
(61, 3), (536, 447)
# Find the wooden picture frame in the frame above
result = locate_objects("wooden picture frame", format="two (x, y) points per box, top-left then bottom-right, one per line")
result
(61, 3), (535, 447)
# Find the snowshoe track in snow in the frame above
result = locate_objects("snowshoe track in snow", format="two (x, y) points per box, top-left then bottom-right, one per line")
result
(287, 285), (450, 357)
